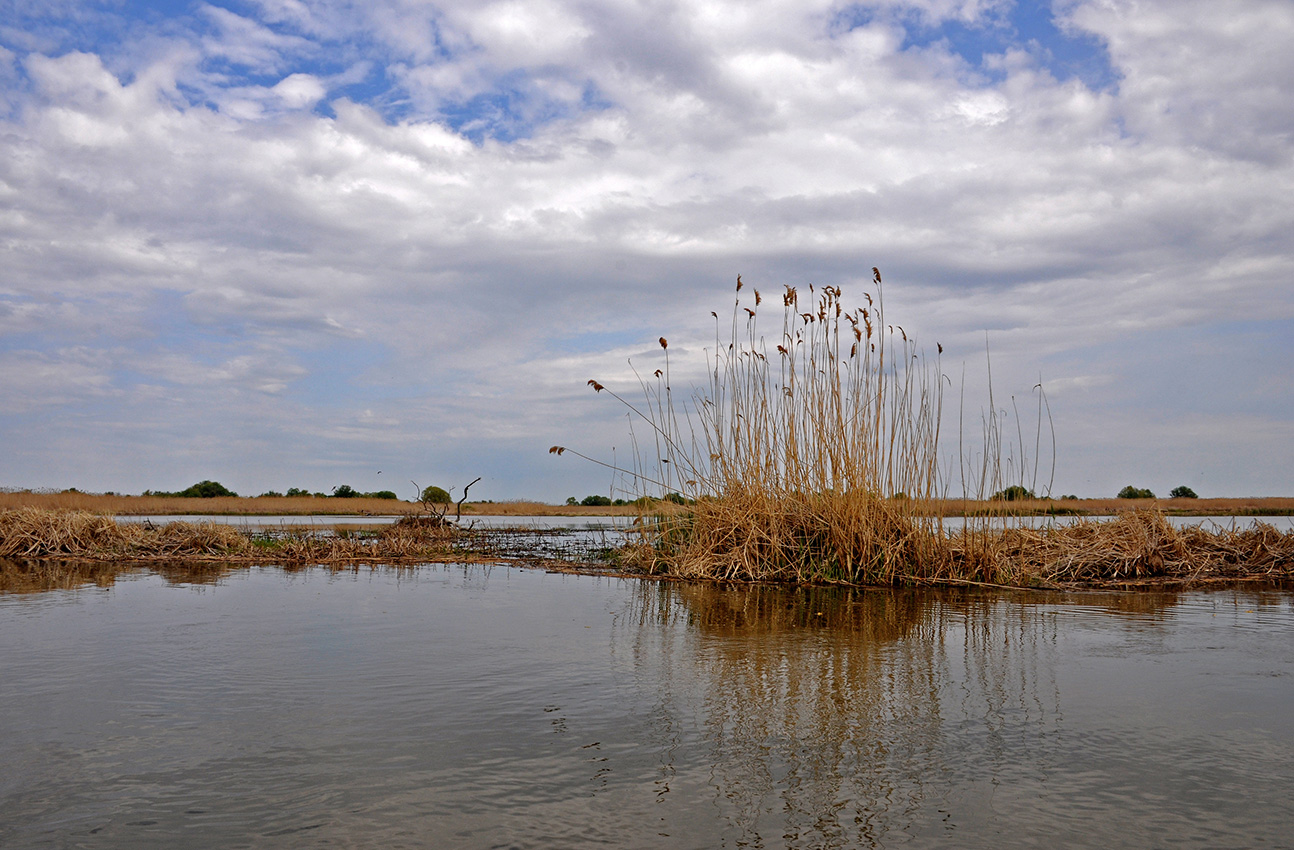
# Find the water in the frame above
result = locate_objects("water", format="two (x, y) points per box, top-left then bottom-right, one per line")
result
(115, 513), (1294, 533)
(2, 565), (1292, 849)
(112, 514), (636, 530)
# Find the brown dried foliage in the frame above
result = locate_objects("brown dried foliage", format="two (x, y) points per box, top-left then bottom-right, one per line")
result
(0, 508), (460, 565)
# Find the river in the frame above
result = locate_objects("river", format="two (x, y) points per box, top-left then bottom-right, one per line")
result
(1, 563), (1291, 848)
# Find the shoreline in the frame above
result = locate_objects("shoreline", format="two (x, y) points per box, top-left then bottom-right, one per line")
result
(2, 507), (1292, 593)
(2, 491), (1293, 519)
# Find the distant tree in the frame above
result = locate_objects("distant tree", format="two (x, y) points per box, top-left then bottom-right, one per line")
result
(332, 485), (358, 498)
(1169, 485), (1198, 499)
(565, 496), (579, 505)
(421, 485), (451, 504)
(285, 487), (308, 497)
(991, 485), (1036, 501)
(1060, 494), (1079, 500)
(1117, 485), (1155, 499)
(664, 492), (687, 505)
(581, 495), (613, 506)
(179, 480), (237, 498)
(367, 490), (398, 500)
(258, 490), (284, 498)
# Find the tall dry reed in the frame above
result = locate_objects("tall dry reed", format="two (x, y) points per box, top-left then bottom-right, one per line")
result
(561, 271), (969, 582)
(559, 273), (1291, 586)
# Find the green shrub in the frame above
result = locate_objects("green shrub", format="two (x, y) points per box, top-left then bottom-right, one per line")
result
(258, 490), (284, 498)
(179, 480), (237, 498)
(368, 490), (398, 500)
(422, 486), (451, 504)
(1169, 485), (1198, 499)
(991, 485), (1035, 501)
(1117, 485), (1155, 499)
(332, 485), (358, 498)
(286, 487), (308, 497)
(581, 495), (613, 506)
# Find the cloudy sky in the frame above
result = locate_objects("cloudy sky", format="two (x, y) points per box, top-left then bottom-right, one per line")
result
(1, 0), (1291, 501)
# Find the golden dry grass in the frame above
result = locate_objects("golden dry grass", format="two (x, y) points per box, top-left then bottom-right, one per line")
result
(950, 509), (1294, 586)
(570, 273), (1294, 586)
(0, 508), (459, 564)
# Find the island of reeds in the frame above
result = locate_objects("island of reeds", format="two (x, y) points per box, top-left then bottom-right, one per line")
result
(553, 270), (1294, 588)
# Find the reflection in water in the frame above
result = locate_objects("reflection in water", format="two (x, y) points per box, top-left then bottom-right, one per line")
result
(1, 566), (1292, 848)
(0, 559), (230, 594)
(626, 583), (1066, 848)
(0, 558), (431, 594)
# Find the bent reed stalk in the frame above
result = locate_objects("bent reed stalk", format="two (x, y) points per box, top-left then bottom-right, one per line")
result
(564, 272), (1294, 586)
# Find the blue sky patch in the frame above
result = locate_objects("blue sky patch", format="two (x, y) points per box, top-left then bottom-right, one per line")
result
(837, 2), (1118, 90)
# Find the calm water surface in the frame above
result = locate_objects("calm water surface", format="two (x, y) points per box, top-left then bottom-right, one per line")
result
(1, 564), (1292, 849)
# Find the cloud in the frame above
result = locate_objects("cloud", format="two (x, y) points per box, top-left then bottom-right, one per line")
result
(0, 0), (1290, 497)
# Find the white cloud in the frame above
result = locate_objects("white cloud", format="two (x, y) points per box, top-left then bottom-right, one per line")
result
(0, 0), (1290, 496)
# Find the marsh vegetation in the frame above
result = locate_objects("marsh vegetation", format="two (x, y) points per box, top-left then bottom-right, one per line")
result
(555, 272), (1294, 587)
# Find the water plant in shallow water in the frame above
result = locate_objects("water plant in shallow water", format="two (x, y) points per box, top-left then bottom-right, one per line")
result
(553, 269), (995, 583)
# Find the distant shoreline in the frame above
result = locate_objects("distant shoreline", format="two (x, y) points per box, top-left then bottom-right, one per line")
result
(2, 490), (1292, 518)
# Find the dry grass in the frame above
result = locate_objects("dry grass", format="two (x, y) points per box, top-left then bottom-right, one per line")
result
(568, 273), (1293, 587)
(0, 508), (461, 565)
(574, 272), (1003, 583)
(948, 509), (1294, 586)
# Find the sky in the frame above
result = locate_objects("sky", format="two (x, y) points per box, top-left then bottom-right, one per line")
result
(1, 0), (1291, 502)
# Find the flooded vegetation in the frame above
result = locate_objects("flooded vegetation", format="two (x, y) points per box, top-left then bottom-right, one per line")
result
(2, 506), (1292, 588)
(553, 275), (1294, 587)
(2, 563), (1292, 848)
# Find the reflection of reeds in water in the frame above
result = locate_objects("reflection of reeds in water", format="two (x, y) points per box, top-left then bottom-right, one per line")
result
(0, 557), (472, 594)
(0, 559), (239, 594)
(643, 580), (929, 641)
(626, 581), (1064, 848)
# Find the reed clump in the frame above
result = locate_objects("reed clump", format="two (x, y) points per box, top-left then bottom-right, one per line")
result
(573, 271), (959, 583)
(0, 508), (461, 564)
(971, 510), (1294, 585)
(568, 273), (1294, 587)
